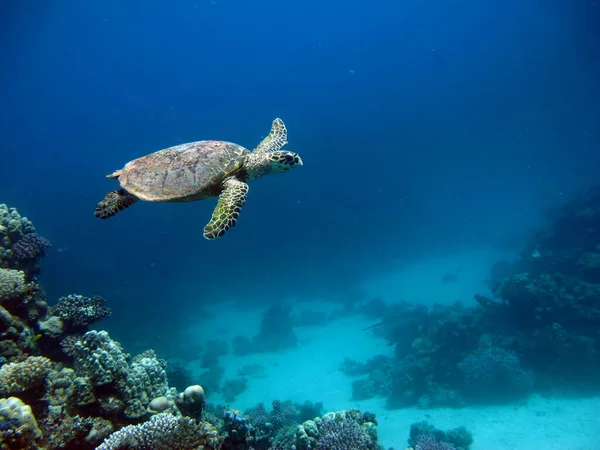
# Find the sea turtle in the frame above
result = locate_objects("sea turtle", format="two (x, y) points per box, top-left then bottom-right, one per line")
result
(94, 118), (302, 239)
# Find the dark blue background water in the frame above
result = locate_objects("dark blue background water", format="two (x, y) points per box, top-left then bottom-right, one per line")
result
(1, 1), (599, 348)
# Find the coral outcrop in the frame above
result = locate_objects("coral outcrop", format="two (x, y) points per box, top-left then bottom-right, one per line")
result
(0, 204), (49, 278)
(0, 201), (387, 450)
(344, 185), (600, 409)
(96, 412), (221, 450)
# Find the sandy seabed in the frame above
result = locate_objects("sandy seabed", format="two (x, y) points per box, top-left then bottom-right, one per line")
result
(182, 250), (600, 450)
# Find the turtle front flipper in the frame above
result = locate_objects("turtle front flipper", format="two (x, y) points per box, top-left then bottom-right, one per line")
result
(252, 118), (288, 154)
(203, 178), (249, 240)
(94, 189), (139, 219)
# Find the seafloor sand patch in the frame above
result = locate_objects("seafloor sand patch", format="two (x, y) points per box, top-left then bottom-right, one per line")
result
(182, 250), (600, 449)
(185, 312), (600, 449)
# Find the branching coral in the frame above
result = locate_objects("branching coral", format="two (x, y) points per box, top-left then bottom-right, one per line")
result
(458, 347), (534, 400)
(0, 204), (34, 268)
(48, 294), (111, 331)
(296, 409), (379, 450)
(0, 268), (27, 303)
(414, 435), (457, 450)
(0, 356), (53, 396)
(11, 233), (52, 261)
(96, 412), (221, 450)
(72, 330), (129, 386)
(408, 421), (473, 450)
(315, 416), (371, 450)
(71, 331), (168, 418)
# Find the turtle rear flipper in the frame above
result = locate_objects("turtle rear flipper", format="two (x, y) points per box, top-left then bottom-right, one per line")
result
(94, 189), (139, 219)
(203, 178), (249, 240)
(253, 118), (288, 154)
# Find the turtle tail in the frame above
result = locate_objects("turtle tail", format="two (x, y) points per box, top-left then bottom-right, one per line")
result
(94, 189), (138, 219)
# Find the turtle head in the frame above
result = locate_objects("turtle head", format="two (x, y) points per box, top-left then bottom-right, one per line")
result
(246, 151), (303, 180)
(267, 151), (303, 173)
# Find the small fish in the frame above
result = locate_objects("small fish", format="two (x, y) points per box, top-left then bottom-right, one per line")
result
(362, 322), (385, 332)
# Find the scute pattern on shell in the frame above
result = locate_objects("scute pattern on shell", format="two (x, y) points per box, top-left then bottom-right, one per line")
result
(118, 141), (248, 202)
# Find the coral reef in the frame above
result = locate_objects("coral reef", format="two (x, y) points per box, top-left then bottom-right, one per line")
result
(70, 331), (169, 418)
(0, 205), (35, 265)
(345, 185), (600, 408)
(47, 294), (111, 332)
(295, 409), (379, 450)
(457, 347), (534, 401)
(0, 204), (49, 278)
(407, 421), (473, 450)
(96, 412), (221, 450)
(0, 200), (387, 450)
(0, 268), (28, 303)
(10, 233), (52, 263)
(0, 356), (53, 396)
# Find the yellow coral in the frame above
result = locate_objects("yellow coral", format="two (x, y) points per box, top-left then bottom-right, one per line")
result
(0, 356), (53, 396)
(0, 268), (27, 302)
(0, 397), (42, 440)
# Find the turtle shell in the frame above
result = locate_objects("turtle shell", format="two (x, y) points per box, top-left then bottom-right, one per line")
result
(116, 141), (249, 202)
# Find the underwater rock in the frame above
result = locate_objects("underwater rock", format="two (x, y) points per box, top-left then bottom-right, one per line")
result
(0, 396), (43, 445)
(38, 315), (65, 339)
(147, 396), (174, 415)
(176, 384), (206, 419)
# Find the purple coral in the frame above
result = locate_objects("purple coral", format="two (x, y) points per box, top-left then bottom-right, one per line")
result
(270, 400), (296, 429)
(458, 347), (534, 397)
(415, 435), (457, 450)
(10, 233), (51, 261)
(316, 417), (371, 450)
(245, 402), (269, 429)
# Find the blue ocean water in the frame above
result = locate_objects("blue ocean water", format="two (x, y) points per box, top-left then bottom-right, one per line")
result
(1, 1), (600, 449)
